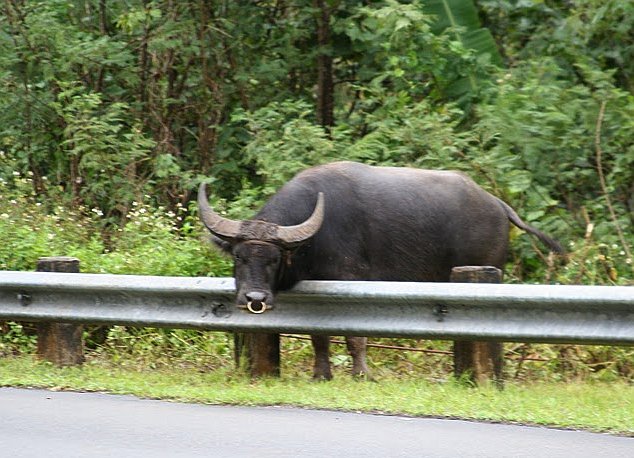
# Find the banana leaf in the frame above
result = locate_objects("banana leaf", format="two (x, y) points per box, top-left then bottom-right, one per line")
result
(423, 0), (504, 99)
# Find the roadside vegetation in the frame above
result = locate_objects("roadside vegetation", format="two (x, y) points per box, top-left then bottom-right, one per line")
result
(1, 355), (633, 435)
(0, 0), (633, 434)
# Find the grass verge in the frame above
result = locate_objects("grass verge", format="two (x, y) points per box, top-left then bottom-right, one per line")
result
(0, 355), (632, 436)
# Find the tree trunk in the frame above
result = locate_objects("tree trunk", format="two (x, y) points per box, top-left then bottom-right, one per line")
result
(314, 0), (334, 132)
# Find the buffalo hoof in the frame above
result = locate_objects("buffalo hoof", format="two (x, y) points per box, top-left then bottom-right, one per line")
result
(352, 371), (375, 382)
(312, 371), (333, 382)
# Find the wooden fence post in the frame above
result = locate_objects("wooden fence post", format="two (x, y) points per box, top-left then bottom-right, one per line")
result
(36, 257), (84, 366)
(451, 266), (504, 387)
(235, 332), (280, 378)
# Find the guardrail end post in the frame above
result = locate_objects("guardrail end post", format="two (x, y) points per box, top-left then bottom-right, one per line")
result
(451, 266), (504, 388)
(36, 257), (85, 366)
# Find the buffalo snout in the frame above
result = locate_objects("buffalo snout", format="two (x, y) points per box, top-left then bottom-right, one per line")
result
(243, 291), (270, 314)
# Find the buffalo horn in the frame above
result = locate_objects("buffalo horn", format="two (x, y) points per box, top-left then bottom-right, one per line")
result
(276, 192), (325, 246)
(198, 183), (242, 241)
(198, 183), (324, 246)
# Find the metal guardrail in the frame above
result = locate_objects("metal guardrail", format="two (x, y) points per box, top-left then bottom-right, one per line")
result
(0, 271), (633, 345)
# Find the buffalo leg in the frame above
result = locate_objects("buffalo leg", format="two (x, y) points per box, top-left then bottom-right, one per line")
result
(346, 336), (370, 379)
(310, 335), (332, 380)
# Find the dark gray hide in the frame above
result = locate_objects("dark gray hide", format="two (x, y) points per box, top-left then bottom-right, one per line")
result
(199, 161), (562, 379)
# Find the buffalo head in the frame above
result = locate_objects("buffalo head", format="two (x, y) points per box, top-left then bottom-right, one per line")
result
(198, 183), (324, 313)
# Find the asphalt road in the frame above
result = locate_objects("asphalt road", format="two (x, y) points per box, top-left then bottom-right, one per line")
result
(1, 387), (631, 458)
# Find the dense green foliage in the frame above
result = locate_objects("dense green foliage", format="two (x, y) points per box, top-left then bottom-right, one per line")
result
(1, 0), (631, 283)
(0, 1), (632, 383)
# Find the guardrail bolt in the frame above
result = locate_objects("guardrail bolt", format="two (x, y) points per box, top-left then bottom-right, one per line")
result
(211, 302), (232, 318)
(433, 304), (448, 321)
(17, 292), (32, 307)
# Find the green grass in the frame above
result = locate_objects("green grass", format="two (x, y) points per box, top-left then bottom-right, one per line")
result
(1, 355), (632, 436)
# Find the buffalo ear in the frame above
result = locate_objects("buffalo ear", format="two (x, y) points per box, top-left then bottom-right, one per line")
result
(207, 234), (232, 254)
(213, 236), (232, 254)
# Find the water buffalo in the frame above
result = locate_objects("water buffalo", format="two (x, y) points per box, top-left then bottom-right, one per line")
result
(198, 161), (562, 379)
